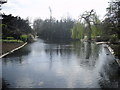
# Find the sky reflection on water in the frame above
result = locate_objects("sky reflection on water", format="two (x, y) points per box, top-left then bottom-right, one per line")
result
(2, 39), (119, 88)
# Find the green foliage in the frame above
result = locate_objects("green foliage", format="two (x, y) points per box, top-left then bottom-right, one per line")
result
(2, 14), (33, 40)
(33, 18), (74, 40)
(105, 0), (120, 39)
(6, 37), (14, 40)
(110, 34), (118, 43)
(20, 35), (28, 42)
(0, 24), (6, 27)
(91, 24), (102, 39)
(0, 39), (23, 43)
(71, 22), (84, 40)
(71, 18), (102, 41)
(71, 10), (103, 41)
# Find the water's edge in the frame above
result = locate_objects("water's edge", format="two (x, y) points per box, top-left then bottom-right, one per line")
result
(0, 42), (27, 58)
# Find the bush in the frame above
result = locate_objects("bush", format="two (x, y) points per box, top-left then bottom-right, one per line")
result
(1, 39), (23, 43)
(110, 34), (118, 43)
(95, 36), (110, 42)
(20, 35), (28, 42)
(6, 37), (14, 40)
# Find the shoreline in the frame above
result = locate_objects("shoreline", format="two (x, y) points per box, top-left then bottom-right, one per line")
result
(0, 42), (27, 58)
(96, 41), (120, 67)
(0, 42), (27, 89)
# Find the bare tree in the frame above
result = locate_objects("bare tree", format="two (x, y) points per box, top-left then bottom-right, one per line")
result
(79, 9), (97, 41)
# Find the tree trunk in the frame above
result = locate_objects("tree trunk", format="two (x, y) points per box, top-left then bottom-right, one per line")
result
(87, 21), (92, 41)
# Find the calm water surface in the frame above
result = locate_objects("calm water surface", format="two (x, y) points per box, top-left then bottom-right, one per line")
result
(2, 39), (119, 88)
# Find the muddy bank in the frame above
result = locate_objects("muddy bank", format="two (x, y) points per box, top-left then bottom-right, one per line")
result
(0, 42), (27, 58)
(2, 42), (24, 54)
(1, 42), (27, 89)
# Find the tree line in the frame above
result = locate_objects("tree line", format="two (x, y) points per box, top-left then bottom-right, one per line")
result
(103, 0), (120, 42)
(33, 17), (74, 41)
(70, 0), (120, 43)
(1, 14), (36, 42)
(1, 0), (120, 43)
(33, 0), (120, 43)
(71, 10), (102, 41)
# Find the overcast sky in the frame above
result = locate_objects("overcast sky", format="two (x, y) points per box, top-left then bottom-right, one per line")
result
(2, 0), (110, 22)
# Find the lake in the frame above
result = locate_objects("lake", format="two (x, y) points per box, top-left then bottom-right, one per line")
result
(2, 39), (120, 88)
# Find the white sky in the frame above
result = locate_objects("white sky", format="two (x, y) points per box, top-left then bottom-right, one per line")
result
(2, 0), (110, 22)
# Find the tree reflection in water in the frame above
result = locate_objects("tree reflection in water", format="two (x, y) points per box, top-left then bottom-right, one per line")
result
(2, 40), (120, 88)
(2, 44), (31, 65)
(44, 41), (100, 70)
(86, 42), (91, 59)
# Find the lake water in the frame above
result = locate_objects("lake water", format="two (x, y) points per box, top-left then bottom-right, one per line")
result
(2, 39), (120, 88)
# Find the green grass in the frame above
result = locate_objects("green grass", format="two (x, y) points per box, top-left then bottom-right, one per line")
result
(0, 39), (24, 43)
(6, 37), (14, 40)
(20, 35), (28, 42)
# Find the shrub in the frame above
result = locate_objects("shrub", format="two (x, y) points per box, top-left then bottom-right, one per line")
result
(2, 39), (23, 43)
(6, 37), (14, 40)
(95, 36), (110, 42)
(110, 34), (118, 43)
(20, 35), (28, 42)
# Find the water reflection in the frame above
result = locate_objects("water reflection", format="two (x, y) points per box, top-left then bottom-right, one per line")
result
(2, 44), (31, 65)
(2, 39), (120, 88)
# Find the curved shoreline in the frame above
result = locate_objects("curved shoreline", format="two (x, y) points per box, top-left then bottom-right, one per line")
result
(106, 45), (120, 66)
(96, 42), (120, 67)
(0, 42), (27, 58)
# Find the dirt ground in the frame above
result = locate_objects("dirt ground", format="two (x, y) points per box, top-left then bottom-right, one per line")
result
(1, 42), (24, 55)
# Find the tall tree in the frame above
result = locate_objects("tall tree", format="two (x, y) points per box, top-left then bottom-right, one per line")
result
(79, 10), (101, 40)
(33, 17), (74, 41)
(2, 14), (33, 39)
(105, 0), (120, 39)
(80, 10), (95, 40)
(71, 10), (102, 41)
